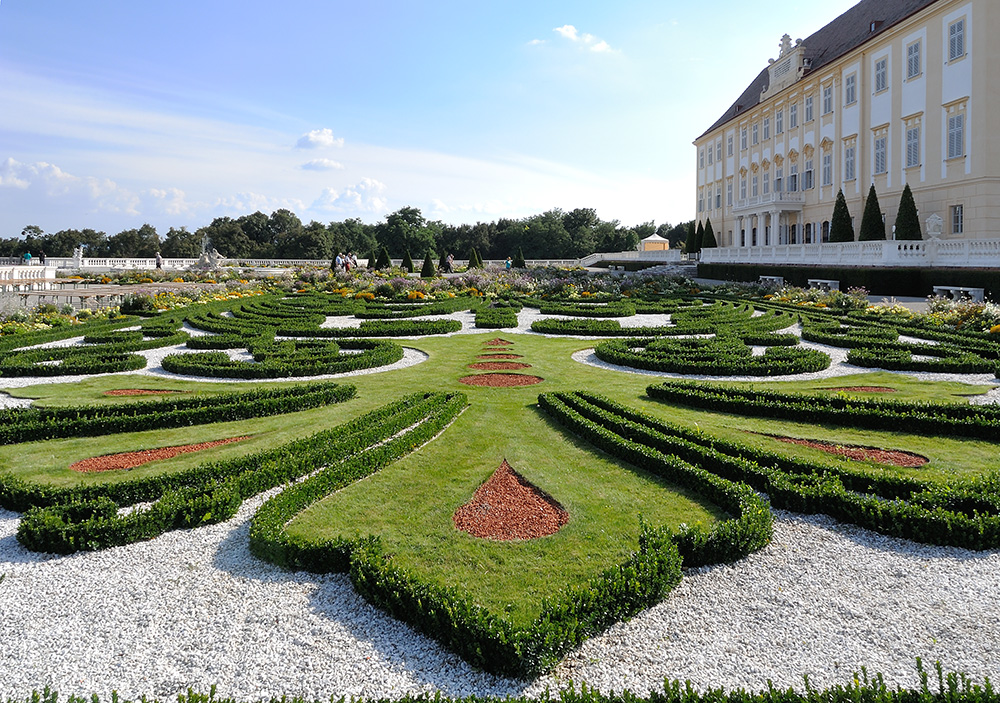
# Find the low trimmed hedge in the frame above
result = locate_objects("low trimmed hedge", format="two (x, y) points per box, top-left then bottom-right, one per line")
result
(161, 339), (404, 378)
(646, 380), (1000, 440)
(15, 392), (456, 553)
(553, 391), (1000, 550)
(594, 337), (830, 376)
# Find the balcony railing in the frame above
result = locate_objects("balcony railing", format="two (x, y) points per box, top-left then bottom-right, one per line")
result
(732, 191), (804, 213)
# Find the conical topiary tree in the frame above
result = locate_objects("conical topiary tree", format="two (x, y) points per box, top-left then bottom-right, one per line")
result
(693, 221), (705, 253)
(468, 248), (483, 269)
(829, 189), (855, 242)
(894, 183), (921, 240)
(402, 250), (415, 273)
(368, 247), (380, 269)
(374, 246), (391, 270)
(858, 184), (886, 241)
(684, 221), (696, 254)
(439, 251), (449, 270)
(702, 218), (718, 248)
(421, 251), (436, 278)
(513, 247), (526, 268)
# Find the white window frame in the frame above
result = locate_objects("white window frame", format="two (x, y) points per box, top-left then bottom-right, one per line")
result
(789, 103), (798, 128)
(716, 140), (722, 161)
(726, 180), (733, 206)
(845, 74), (857, 105)
(727, 134), (734, 156)
(775, 109), (784, 134)
(947, 114), (965, 159)
(699, 148), (705, 168)
(951, 204), (964, 234)
(707, 144), (713, 165)
(751, 174), (759, 197)
(822, 152), (833, 186)
(822, 85), (833, 114)
(906, 125), (921, 167)
(762, 169), (770, 195)
(805, 95), (814, 122)
(715, 185), (722, 209)
(740, 176), (747, 200)
(875, 58), (888, 93)
(949, 19), (965, 62)
(763, 117), (770, 141)
(804, 159), (814, 189)
(741, 128), (747, 151)
(907, 41), (921, 79)
(752, 122), (759, 145)
(844, 145), (856, 181)
(874, 135), (887, 174)
(789, 163), (799, 192)
(774, 167), (783, 193)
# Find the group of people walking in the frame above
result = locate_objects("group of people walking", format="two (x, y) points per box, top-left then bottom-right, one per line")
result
(332, 252), (358, 272)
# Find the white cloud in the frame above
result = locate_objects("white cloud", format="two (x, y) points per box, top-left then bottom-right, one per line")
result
(552, 24), (617, 53)
(527, 39), (546, 46)
(313, 178), (388, 214)
(300, 158), (345, 171)
(144, 187), (191, 217)
(295, 128), (345, 149)
(0, 157), (140, 215)
(214, 192), (306, 216)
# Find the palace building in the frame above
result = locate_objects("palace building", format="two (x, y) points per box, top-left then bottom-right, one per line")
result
(694, 0), (999, 251)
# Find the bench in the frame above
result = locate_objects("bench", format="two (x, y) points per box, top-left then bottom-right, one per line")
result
(758, 275), (784, 288)
(808, 279), (840, 292)
(932, 285), (985, 303)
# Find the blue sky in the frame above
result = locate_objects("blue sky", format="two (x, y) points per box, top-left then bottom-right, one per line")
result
(0, 0), (861, 236)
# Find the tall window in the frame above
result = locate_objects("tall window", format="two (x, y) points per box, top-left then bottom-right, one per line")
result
(789, 103), (798, 128)
(907, 41), (921, 79)
(727, 134), (734, 156)
(874, 135), (887, 174)
(776, 109), (784, 134)
(822, 152), (833, 186)
(707, 144), (714, 165)
(906, 125), (921, 167)
(844, 146), (856, 181)
(740, 176), (747, 200)
(699, 149), (705, 168)
(789, 163), (799, 191)
(763, 169), (770, 195)
(752, 174), (759, 197)
(763, 117), (770, 140)
(804, 159), (814, 189)
(951, 204), (964, 234)
(741, 128), (748, 150)
(805, 95), (814, 122)
(716, 140), (722, 161)
(845, 74), (857, 105)
(948, 114), (965, 159)
(698, 193), (704, 212)
(715, 186), (722, 209)
(727, 180), (733, 206)
(752, 123), (759, 145)
(774, 167), (783, 193)
(949, 19), (965, 61)
(875, 58), (888, 92)
(822, 85), (833, 114)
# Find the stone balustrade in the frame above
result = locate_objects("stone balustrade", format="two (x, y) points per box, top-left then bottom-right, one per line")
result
(699, 238), (1000, 268)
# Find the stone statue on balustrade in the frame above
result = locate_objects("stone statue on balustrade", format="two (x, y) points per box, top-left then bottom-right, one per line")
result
(925, 214), (943, 241)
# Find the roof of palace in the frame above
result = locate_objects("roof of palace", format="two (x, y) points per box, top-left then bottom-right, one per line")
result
(698, 0), (941, 139)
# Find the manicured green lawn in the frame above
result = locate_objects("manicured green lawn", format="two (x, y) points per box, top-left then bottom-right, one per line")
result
(3, 330), (998, 624)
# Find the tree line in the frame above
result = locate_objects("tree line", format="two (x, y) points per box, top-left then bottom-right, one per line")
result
(2, 208), (693, 261)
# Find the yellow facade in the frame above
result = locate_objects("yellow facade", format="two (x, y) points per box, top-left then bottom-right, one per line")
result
(694, 0), (998, 248)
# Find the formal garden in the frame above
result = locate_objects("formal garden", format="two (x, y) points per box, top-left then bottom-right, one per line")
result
(0, 265), (997, 703)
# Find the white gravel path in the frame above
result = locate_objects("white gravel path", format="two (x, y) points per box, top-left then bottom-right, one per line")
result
(0, 310), (997, 699)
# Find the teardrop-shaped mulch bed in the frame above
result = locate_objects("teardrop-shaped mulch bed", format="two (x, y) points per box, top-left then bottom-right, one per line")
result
(485, 338), (513, 346)
(476, 353), (523, 360)
(459, 373), (543, 387)
(453, 459), (568, 540)
(70, 436), (251, 472)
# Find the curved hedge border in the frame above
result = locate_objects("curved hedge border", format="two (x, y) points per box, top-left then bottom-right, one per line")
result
(161, 339), (404, 378)
(0, 345), (148, 376)
(15, 392), (453, 553)
(594, 337), (830, 376)
(250, 389), (687, 677)
(475, 307), (520, 328)
(646, 380), (1000, 440)
(538, 301), (636, 317)
(276, 318), (462, 338)
(554, 391), (1000, 550)
(0, 382), (357, 508)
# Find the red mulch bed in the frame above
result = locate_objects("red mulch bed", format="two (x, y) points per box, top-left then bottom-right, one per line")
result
(821, 386), (897, 393)
(476, 353), (523, 360)
(765, 434), (928, 467)
(103, 389), (181, 397)
(453, 459), (568, 540)
(468, 361), (532, 371)
(70, 436), (251, 472)
(458, 373), (543, 387)
(485, 338), (513, 346)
